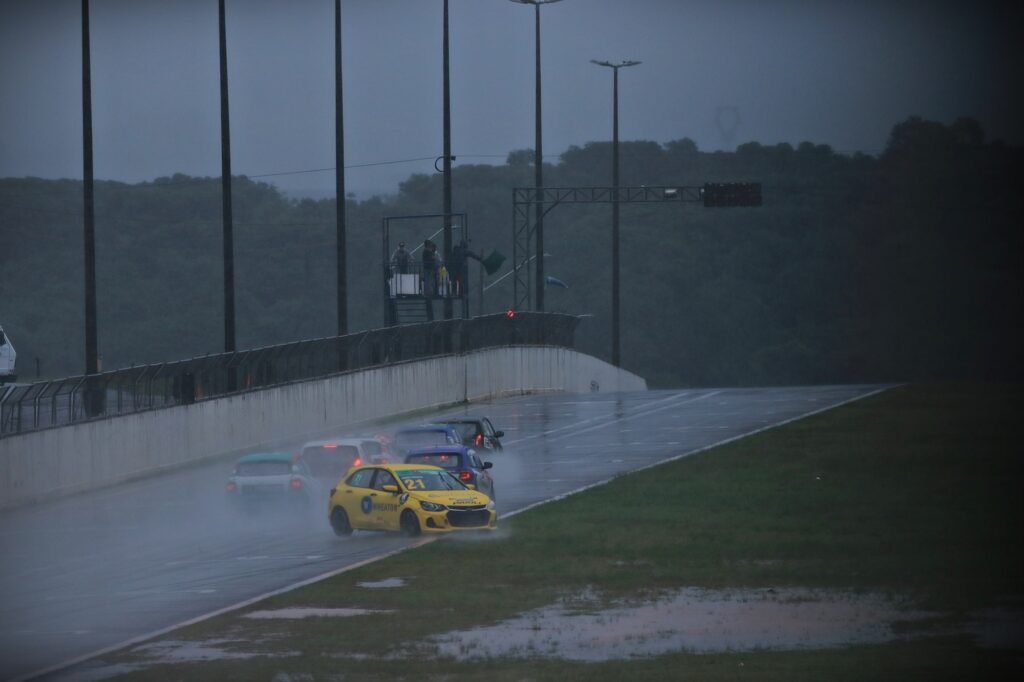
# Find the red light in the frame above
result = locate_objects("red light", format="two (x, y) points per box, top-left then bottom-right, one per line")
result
(505, 309), (516, 319)
(226, 481), (238, 493)
(289, 478), (303, 489)
(440, 455), (448, 461)
(353, 457), (362, 467)
(475, 434), (482, 445)
(459, 470), (472, 481)
(322, 443), (338, 449)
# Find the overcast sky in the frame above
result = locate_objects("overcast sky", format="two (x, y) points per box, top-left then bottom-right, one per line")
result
(1, 0), (1020, 197)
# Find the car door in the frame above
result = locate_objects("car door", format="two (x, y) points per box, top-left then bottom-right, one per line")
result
(483, 418), (502, 450)
(339, 467), (377, 530)
(471, 453), (494, 496)
(369, 469), (403, 530)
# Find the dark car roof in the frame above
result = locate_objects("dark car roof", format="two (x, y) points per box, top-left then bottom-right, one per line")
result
(395, 424), (460, 433)
(404, 445), (472, 457)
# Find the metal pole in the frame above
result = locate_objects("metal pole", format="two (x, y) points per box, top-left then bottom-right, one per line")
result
(334, 0), (348, 340)
(511, 1), (564, 311)
(218, 0), (236, 359)
(611, 66), (620, 367)
(442, 0), (453, 320)
(591, 59), (640, 368)
(533, 3), (544, 312)
(81, 0), (97, 378)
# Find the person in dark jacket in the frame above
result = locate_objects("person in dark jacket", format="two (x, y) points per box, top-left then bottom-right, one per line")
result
(449, 239), (480, 296)
(421, 240), (439, 297)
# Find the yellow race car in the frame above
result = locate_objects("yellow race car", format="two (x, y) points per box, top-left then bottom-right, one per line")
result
(328, 463), (496, 536)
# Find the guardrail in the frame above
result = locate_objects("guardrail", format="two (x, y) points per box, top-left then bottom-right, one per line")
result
(0, 312), (579, 438)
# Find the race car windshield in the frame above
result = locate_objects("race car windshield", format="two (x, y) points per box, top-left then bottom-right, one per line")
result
(395, 431), (451, 448)
(450, 423), (479, 441)
(398, 469), (468, 491)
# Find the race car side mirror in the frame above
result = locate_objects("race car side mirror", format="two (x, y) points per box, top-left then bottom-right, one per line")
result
(382, 484), (399, 493)
(482, 462), (493, 470)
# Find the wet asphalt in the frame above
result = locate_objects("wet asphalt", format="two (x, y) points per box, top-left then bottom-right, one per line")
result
(0, 384), (887, 680)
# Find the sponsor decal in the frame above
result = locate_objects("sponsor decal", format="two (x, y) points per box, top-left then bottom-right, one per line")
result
(452, 498), (476, 505)
(360, 496), (372, 515)
(373, 502), (398, 513)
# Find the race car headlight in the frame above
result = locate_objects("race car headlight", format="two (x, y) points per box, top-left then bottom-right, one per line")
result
(487, 501), (495, 511)
(420, 501), (446, 512)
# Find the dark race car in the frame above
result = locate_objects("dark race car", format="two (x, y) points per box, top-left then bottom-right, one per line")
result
(439, 417), (505, 452)
(403, 445), (496, 500)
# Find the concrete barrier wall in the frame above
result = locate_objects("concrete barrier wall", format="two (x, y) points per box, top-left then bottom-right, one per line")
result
(0, 347), (645, 509)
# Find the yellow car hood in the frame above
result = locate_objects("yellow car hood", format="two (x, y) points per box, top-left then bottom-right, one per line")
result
(413, 491), (489, 506)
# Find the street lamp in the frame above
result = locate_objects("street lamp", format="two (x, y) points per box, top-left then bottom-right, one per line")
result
(591, 58), (640, 368)
(510, 0), (563, 313)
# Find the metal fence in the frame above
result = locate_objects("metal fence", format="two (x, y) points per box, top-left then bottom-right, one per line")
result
(0, 312), (579, 438)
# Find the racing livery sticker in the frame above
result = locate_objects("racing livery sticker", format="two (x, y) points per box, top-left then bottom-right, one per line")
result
(361, 496), (372, 515)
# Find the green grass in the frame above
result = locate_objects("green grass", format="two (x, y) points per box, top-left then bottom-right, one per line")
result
(102, 383), (1024, 680)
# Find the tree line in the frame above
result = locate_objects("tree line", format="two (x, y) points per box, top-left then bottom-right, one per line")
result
(1, 116), (1020, 387)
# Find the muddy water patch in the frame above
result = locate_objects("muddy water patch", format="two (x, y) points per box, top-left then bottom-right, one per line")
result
(432, 587), (936, 661)
(358, 577), (406, 589)
(131, 638), (297, 663)
(244, 607), (392, 619)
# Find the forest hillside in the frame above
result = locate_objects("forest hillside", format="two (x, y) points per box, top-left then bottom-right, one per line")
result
(1, 116), (1020, 387)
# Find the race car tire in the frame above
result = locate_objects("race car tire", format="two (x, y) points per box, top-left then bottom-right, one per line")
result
(330, 507), (353, 537)
(400, 510), (421, 537)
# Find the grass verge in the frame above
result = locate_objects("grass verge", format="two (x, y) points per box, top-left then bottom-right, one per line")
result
(99, 384), (1023, 680)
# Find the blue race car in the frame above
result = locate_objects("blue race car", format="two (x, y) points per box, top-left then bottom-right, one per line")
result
(403, 445), (496, 500)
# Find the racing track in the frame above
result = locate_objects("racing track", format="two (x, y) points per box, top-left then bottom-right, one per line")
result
(0, 384), (887, 681)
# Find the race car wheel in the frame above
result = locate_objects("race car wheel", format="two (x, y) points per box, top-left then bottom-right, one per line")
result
(400, 510), (421, 537)
(330, 507), (353, 537)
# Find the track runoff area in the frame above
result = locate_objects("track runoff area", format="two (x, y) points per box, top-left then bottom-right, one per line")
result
(0, 384), (886, 681)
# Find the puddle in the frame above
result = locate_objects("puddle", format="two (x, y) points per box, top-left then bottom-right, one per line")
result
(431, 587), (938, 660)
(244, 607), (392, 619)
(132, 638), (287, 662)
(358, 577), (407, 588)
(48, 662), (144, 682)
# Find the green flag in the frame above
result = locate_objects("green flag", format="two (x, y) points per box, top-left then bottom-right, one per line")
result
(481, 249), (506, 276)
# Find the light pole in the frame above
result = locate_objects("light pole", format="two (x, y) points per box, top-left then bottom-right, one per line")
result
(510, 0), (562, 313)
(591, 59), (640, 368)
(334, 0), (348, 340)
(81, 0), (97, 380)
(218, 0), (236, 364)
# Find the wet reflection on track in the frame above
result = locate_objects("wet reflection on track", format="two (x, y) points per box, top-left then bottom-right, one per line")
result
(0, 384), (886, 680)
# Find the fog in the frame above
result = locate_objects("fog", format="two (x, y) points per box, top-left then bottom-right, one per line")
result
(1, 0), (1019, 197)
